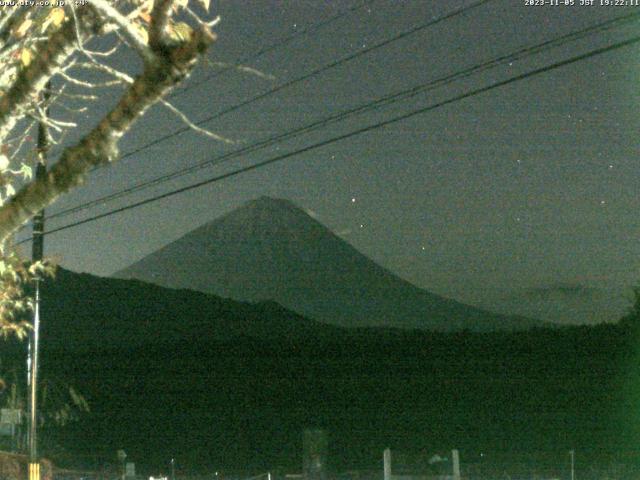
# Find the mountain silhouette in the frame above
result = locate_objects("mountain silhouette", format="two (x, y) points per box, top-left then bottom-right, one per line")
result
(476, 283), (628, 325)
(39, 266), (342, 352)
(116, 197), (540, 331)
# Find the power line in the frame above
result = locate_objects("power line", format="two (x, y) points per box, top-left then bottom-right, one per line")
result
(13, 0), (488, 236)
(90, 0), (494, 171)
(16, 32), (640, 244)
(45, 10), (640, 223)
(168, 0), (376, 100)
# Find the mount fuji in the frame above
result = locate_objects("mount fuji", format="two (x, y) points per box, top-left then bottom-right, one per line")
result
(116, 196), (541, 331)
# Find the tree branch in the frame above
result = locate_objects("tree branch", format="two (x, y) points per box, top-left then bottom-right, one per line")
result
(149, 0), (174, 49)
(0, 26), (215, 242)
(89, 0), (154, 63)
(0, 6), (101, 145)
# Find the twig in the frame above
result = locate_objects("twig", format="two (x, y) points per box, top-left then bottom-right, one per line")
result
(160, 99), (233, 144)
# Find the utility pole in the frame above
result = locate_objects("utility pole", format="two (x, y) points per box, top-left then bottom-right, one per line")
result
(117, 450), (127, 480)
(28, 84), (50, 480)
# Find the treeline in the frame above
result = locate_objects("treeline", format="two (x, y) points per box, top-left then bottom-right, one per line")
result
(3, 267), (640, 474)
(39, 321), (640, 473)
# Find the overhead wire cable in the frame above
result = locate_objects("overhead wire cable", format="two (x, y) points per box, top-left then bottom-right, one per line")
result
(167, 0), (377, 100)
(45, 10), (640, 222)
(12, 0), (496, 237)
(89, 0), (495, 172)
(15, 32), (640, 244)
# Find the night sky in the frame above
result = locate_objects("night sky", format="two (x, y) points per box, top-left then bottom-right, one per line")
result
(18, 0), (640, 323)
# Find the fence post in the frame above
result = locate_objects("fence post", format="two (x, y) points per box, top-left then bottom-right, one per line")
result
(383, 449), (392, 480)
(452, 449), (460, 480)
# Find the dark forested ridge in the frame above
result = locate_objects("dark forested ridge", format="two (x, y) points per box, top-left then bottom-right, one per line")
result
(9, 267), (640, 474)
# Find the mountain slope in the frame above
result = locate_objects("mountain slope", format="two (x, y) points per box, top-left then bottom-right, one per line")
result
(477, 283), (628, 325)
(40, 267), (343, 353)
(116, 197), (540, 331)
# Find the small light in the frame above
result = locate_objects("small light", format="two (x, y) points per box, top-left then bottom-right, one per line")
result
(351, 198), (356, 203)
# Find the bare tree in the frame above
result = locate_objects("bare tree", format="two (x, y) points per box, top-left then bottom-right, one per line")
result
(0, 0), (221, 337)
